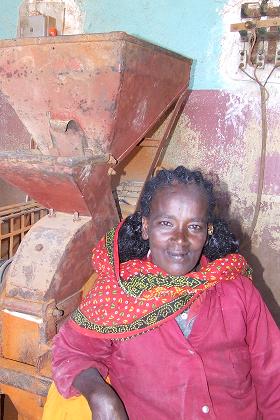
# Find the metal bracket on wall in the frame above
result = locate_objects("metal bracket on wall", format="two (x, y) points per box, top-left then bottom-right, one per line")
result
(231, 2), (280, 68)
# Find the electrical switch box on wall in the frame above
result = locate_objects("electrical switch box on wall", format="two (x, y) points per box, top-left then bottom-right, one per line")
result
(19, 15), (56, 37)
(231, 1), (280, 69)
(17, 1), (65, 37)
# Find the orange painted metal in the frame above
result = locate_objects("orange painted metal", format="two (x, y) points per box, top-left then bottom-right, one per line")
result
(1, 311), (41, 365)
(0, 375), (47, 418)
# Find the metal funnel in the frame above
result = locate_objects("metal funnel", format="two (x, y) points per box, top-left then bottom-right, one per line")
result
(0, 32), (191, 214)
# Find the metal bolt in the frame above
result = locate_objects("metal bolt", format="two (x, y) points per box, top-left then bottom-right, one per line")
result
(108, 154), (118, 165)
(245, 21), (255, 29)
(73, 211), (81, 222)
(52, 308), (64, 317)
(108, 167), (117, 176)
(48, 208), (56, 217)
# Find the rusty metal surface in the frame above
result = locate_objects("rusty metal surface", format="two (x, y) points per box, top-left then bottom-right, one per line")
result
(0, 204), (119, 355)
(0, 32), (191, 215)
(2, 212), (112, 302)
(0, 91), (31, 152)
(0, 32), (191, 159)
(0, 33), (192, 412)
(0, 208), (120, 368)
(0, 154), (113, 215)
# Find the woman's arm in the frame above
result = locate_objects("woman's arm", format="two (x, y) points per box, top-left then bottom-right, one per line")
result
(244, 278), (280, 418)
(52, 320), (128, 419)
(73, 368), (128, 419)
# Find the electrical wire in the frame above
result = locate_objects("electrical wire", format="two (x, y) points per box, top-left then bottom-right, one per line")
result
(239, 64), (277, 242)
(264, 65), (278, 86)
(249, 84), (267, 240)
(248, 29), (257, 66)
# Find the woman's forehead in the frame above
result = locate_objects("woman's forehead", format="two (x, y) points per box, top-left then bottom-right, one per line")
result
(153, 182), (207, 201)
(150, 183), (209, 213)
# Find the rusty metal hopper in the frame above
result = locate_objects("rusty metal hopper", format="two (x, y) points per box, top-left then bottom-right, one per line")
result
(0, 32), (191, 215)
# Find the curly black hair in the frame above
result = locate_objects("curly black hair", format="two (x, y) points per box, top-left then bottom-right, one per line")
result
(118, 166), (239, 263)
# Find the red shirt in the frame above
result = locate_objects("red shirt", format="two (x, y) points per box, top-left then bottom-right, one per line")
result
(52, 276), (280, 419)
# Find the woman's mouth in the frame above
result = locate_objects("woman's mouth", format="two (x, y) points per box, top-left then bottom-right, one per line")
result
(167, 251), (188, 261)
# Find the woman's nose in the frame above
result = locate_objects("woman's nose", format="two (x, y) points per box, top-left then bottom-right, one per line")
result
(171, 228), (187, 244)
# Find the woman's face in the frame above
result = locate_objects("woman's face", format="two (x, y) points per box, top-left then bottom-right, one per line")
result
(142, 183), (208, 276)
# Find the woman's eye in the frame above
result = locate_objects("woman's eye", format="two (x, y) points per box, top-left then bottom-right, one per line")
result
(189, 224), (202, 231)
(159, 220), (172, 227)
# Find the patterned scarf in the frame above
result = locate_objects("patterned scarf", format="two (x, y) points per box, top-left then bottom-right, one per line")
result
(70, 222), (252, 340)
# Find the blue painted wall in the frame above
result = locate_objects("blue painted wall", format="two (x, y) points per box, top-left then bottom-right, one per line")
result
(0, 0), (20, 40)
(84, 0), (225, 90)
(0, 0), (225, 90)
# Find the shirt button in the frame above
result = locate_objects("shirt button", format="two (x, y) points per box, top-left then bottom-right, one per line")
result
(202, 405), (210, 414)
(180, 312), (188, 320)
(188, 349), (195, 355)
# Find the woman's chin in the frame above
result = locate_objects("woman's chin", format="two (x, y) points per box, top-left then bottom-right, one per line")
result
(164, 263), (197, 276)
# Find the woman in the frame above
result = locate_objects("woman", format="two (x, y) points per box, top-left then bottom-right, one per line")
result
(44, 166), (280, 419)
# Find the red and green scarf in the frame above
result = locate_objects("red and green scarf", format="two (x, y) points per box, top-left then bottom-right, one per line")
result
(71, 222), (252, 340)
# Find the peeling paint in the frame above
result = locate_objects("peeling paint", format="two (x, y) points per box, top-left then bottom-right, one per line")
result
(132, 99), (148, 130)
(163, 86), (280, 317)
(79, 163), (92, 183)
(62, 0), (85, 35)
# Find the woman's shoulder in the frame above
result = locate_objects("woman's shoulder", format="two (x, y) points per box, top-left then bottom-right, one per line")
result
(215, 274), (262, 305)
(221, 273), (253, 289)
(205, 275), (273, 326)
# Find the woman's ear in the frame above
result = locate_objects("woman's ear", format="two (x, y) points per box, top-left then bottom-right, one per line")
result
(142, 217), (149, 240)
